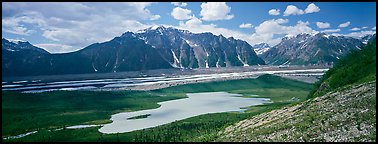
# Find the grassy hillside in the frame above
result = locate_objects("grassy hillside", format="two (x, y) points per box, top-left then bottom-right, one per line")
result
(308, 37), (376, 99)
(217, 81), (376, 142)
(217, 36), (376, 142)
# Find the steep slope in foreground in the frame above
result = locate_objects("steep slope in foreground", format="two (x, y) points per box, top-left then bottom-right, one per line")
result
(309, 37), (376, 99)
(216, 37), (376, 142)
(217, 81), (376, 142)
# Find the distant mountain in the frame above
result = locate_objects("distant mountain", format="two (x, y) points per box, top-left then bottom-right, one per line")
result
(2, 33), (172, 77)
(60, 32), (172, 74)
(261, 33), (364, 66)
(361, 34), (376, 44)
(2, 26), (265, 77)
(2, 38), (52, 77)
(253, 43), (271, 56)
(135, 26), (265, 68)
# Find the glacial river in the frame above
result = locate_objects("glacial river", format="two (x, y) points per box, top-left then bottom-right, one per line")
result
(2, 68), (328, 93)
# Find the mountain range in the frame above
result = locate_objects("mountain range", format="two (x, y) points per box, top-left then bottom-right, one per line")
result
(262, 33), (376, 66)
(2, 26), (376, 77)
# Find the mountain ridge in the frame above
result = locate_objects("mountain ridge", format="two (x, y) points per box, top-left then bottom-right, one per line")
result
(261, 32), (370, 66)
(2, 26), (265, 77)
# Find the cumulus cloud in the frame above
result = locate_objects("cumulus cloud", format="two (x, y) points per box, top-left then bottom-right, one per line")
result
(316, 22), (330, 29)
(350, 27), (361, 31)
(373, 26), (376, 30)
(341, 30), (376, 38)
(178, 16), (254, 45)
(339, 21), (350, 28)
(284, 3), (320, 16)
(171, 2), (187, 7)
(268, 9), (280, 15)
(200, 2), (234, 21)
(171, 7), (193, 20)
(251, 19), (317, 45)
(239, 23), (253, 28)
(181, 16), (203, 27)
(321, 29), (341, 33)
(2, 2), (159, 53)
(283, 5), (304, 16)
(362, 26), (368, 29)
(305, 3), (320, 14)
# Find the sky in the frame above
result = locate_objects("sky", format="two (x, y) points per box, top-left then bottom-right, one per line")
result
(2, 2), (376, 53)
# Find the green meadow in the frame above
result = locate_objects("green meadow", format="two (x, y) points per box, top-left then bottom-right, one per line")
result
(2, 74), (313, 142)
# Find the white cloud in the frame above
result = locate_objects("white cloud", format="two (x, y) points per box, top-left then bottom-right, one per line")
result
(316, 22), (330, 29)
(181, 16), (203, 27)
(2, 24), (35, 36)
(2, 12), (45, 36)
(361, 26), (368, 29)
(305, 3), (320, 14)
(338, 21), (350, 28)
(268, 9), (280, 15)
(200, 2), (234, 21)
(35, 43), (78, 53)
(373, 26), (376, 30)
(171, 2), (187, 7)
(283, 5), (304, 16)
(171, 7), (193, 20)
(321, 28), (341, 33)
(341, 30), (376, 38)
(350, 27), (361, 31)
(254, 19), (289, 34)
(284, 3), (320, 16)
(239, 23), (253, 28)
(2, 2), (160, 53)
(251, 19), (317, 45)
(150, 15), (161, 21)
(178, 16), (254, 45)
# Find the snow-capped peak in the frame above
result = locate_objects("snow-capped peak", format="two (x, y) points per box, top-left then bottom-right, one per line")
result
(253, 43), (271, 56)
(9, 39), (27, 44)
(310, 31), (320, 36)
(150, 25), (161, 30)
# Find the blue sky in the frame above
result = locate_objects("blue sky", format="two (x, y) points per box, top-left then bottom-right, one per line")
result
(2, 2), (376, 53)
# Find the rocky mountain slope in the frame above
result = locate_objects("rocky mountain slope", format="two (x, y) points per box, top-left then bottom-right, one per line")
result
(261, 33), (365, 66)
(253, 43), (271, 56)
(2, 33), (172, 77)
(217, 81), (376, 142)
(135, 26), (265, 68)
(216, 37), (376, 142)
(66, 32), (172, 73)
(2, 39), (52, 77)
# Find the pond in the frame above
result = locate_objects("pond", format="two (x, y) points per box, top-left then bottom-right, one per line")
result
(98, 91), (270, 134)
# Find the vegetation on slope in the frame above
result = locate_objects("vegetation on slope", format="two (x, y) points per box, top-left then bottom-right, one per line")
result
(308, 37), (376, 99)
(217, 81), (376, 142)
(217, 36), (376, 142)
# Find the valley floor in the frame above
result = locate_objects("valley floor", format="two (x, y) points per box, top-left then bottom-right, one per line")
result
(2, 74), (313, 142)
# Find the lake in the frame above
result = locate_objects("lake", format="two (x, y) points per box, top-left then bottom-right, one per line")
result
(98, 92), (270, 134)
